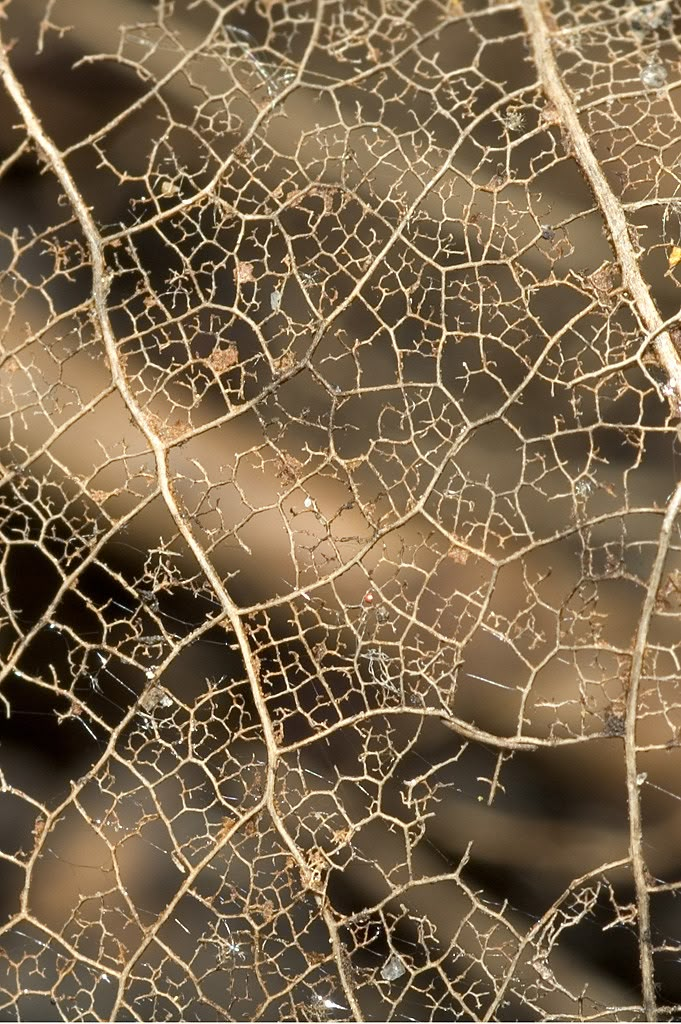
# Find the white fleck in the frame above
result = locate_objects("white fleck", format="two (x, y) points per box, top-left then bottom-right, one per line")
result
(637, 772), (648, 786)
(303, 496), (313, 509)
(318, 996), (346, 1010)
(270, 288), (282, 311)
(640, 61), (667, 88)
(381, 953), (406, 981)
(503, 108), (524, 132)
(465, 671), (515, 692)
(145, 668), (155, 679)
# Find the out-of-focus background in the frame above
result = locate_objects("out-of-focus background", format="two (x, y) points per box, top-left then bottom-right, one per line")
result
(2, 0), (681, 1019)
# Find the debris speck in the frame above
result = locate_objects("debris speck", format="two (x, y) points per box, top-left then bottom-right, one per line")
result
(381, 953), (406, 982)
(668, 245), (681, 269)
(235, 260), (255, 284)
(140, 685), (173, 713)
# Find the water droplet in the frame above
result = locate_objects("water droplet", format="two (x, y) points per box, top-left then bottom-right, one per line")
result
(640, 61), (667, 88)
(381, 953), (406, 981)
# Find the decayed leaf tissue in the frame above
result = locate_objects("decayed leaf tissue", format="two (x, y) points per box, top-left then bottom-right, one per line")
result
(1, 0), (681, 1020)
